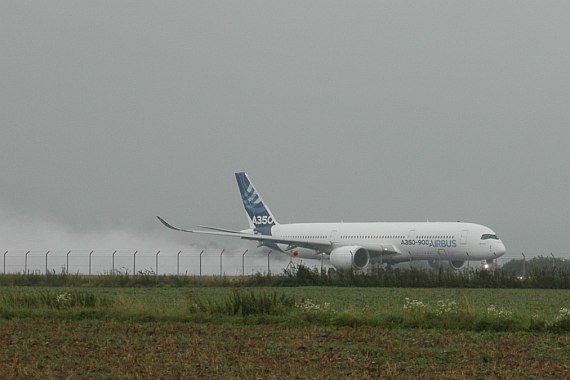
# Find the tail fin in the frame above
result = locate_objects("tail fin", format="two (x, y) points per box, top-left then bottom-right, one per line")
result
(235, 172), (278, 232)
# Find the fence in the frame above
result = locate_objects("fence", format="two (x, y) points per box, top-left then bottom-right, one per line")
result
(1, 249), (299, 276)
(2, 250), (567, 276)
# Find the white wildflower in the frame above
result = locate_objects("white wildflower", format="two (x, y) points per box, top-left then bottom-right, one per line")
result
(549, 307), (570, 325)
(435, 299), (458, 315)
(487, 305), (513, 319)
(56, 292), (71, 307)
(297, 299), (331, 312)
(403, 298), (428, 312)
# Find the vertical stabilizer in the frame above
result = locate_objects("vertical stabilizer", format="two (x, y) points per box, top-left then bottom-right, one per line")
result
(235, 172), (278, 233)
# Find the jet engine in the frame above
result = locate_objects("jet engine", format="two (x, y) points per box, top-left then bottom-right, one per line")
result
(428, 259), (466, 270)
(329, 246), (370, 271)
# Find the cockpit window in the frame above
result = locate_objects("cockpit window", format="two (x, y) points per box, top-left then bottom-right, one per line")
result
(481, 234), (499, 240)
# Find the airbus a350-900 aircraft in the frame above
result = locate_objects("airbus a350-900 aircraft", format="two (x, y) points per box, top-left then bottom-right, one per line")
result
(158, 172), (506, 272)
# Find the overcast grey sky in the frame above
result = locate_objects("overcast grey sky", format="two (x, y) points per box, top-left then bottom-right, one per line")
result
(1, 2), (569, 263)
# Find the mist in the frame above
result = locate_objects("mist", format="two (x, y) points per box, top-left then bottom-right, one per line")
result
(0, 208), (292, 275)
(2, 2), (570, 266)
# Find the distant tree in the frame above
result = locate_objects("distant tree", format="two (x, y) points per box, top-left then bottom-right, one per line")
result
(503, 256), (570, 276)
(502, 259), (524, 276)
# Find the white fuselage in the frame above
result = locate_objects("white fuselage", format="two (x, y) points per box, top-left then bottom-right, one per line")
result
(159, 172), (507, 271)
(270, 221), (506, 265)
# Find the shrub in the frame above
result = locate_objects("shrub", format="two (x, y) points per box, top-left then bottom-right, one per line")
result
(0, 289), (110, 309)
(189, 289), (297, 317)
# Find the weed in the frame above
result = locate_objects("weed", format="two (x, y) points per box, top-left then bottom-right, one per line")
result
(546, 307), (570, 332)
(189, 289), (297, 317)
(1, 264), (570, 288)
(0, 289), (110, 310)
(0, 286), (569, 332)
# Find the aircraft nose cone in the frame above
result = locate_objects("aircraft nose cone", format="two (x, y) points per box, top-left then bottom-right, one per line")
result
(495, 242), (506, 257)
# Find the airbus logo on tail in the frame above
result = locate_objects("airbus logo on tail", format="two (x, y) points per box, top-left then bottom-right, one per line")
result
(236, 172), (278, 229)
(243, 187), (263, 212)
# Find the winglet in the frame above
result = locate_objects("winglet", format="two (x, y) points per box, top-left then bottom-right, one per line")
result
(156, 216), (193, 233)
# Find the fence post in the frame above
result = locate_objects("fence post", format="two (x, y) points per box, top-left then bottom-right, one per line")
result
(89, 250), (93, 276)
(66, 250), (71, 274)
(199, 250), (204, 276)
(242, 249), (248, 276)
(112, 250), (117, 274)
(25, 251), (30, 273)
(3, 251), (7, 274)
(219, 249), (225, 277)
(155, 250), (160, 276)
(177, 250), (181, 276)
(133, 250), (138, 275)
(45, 251), (50, 275)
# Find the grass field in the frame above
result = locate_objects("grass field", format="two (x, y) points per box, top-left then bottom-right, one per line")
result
(0, 286), (569, 378)
(1, 286), (568, 329)
(1, 320), (568, 379)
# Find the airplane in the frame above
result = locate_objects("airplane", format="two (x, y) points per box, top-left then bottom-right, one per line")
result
(157, 172), (506, 272)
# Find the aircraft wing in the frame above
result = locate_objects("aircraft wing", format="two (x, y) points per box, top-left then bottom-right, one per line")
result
(157, 216), (334, 251)
(196, 225), (244, 233)
(157, 216), (403, 256)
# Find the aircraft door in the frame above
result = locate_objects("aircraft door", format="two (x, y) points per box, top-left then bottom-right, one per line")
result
(330, 230), (340, 244)
(460, 230), (469, 245)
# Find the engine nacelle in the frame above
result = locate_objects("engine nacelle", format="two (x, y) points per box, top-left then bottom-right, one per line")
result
(428, 259), (466, 270)
(449, 260), (466, 270)
(330, 246), (370, 271)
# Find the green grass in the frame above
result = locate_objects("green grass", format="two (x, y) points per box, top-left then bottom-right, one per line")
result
(190, 289), (297, 316)
(0, 286), (568, 332)
(0, 285), (568, 378)
(1, 265), (569, 288)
